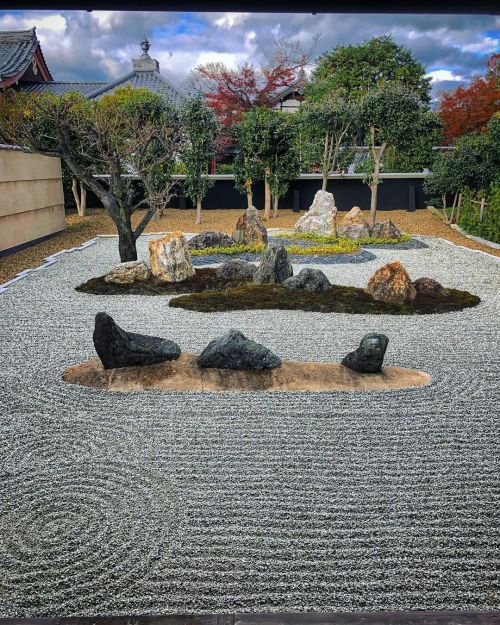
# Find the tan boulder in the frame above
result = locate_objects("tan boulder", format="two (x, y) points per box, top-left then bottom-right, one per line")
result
(337, 206), (371, 239)
(232, 206), (268, 245)
(148, 232), (195, 283)
(104, 260), (151, 284)
(370, 219), (402, 239)
(366, 261), (416, 304)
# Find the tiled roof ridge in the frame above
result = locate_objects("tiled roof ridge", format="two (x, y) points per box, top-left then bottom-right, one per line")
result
(0, 27), (36, 42)
(86, 71), (136, 98)
(0, 26), (53, 82)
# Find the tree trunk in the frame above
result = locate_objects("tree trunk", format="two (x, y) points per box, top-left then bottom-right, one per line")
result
(369, 154), (381, 229)
(263, 170), (271, 221)
(321, 174), (328, 192)
(195, 198), (202, 225)
(80, 186), (87, 217)
(112, 208), (137, 262)
(245, 179), (253, 208)
(272, 194), (279, 219)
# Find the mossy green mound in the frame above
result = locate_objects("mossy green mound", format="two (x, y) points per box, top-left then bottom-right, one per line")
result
(75, 268), (249, 296)
(169, 283), (480, 315)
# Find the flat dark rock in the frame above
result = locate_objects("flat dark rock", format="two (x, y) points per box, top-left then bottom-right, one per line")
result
(197, 329), (281, 370)
(216, 258), (257, 280)
(187, 231), (236, 249)
(93, 312), (181, 369)
(283, 268), (331, 292)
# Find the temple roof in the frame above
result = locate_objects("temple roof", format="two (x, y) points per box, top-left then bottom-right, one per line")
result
(20, 80), (107, 96)
(86, 70), (187, 103)
(0, 28), (52, 87)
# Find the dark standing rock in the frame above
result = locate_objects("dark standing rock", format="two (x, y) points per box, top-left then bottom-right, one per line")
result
(93, 312), (181, 370)
(366, 261), (416, 304)
(370, 220), (402, 239)
(215, 258), (256, 280)
(282, 268), (331, 292)
(187, 231), (236, 250)
(197, 329), (281, 370)
(341, 333), (389, 373)
(413, 277), (450, 297)
(232, 206), (268, 245)
(253, 243), (293, 285)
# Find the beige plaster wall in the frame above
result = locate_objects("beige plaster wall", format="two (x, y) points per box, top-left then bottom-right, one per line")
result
(0, 149), (65, 253)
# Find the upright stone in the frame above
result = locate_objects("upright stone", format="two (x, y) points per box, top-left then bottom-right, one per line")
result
(253, 243), (293, 285)
(337, 206), (371, 240)
(366, 261), (416, 304)
(232, 206), (268, 245)
(93, 312), (181, 369)
(148, 231), (195, 283)
(341, 333), (389, 373)
(294, 190), (337, 236)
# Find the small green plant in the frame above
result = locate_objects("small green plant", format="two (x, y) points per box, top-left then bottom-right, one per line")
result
(274, 231), (410, 245)
(189, 239), (361, 256)
(216, 163), (235, 174)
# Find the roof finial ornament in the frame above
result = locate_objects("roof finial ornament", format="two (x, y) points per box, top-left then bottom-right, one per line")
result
(140, 38), (151, 58)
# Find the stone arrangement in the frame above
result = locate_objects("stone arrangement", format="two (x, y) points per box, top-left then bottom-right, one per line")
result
(370, 219), (402, 239)
(187, 231), (236, 250)
(93, 312), (181, 369)
(148, 231), (195, 282)
(366, 261), (451, 304)
(366, 260), (417, 304)
(104, 260), (151, 284)
(253, 243), (293, 285)
(294, 190), (338, 236)
(283, 268), (331, 292)
(197, 329), (282, 370)
(215, 258), (257, 280)
(341, 333), (389, 373)
(232, 206), (268, 245)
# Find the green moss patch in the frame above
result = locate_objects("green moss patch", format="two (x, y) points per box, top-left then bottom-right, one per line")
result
(169, 283), (480, 315)
(273, 231), (412, 245)
(76, 268), (250, 296)
(190, 239), (361, 256)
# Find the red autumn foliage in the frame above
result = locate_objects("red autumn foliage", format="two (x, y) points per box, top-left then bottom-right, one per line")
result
(189, 36), (315, 127)
(439, 53), (500, 143)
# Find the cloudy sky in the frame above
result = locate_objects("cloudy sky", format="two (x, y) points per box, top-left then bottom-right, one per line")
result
(1, 10), (498, 100)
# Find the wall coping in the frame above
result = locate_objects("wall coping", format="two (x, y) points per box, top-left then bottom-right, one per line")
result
(94, 172), (429, 180)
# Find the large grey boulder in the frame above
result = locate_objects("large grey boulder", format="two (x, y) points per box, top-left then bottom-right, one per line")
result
(341, 333), (389, 373)
(283, 268), (331, 292)
(187, 231), (236, 249)
(197, 329), (281, 370)
(104, 261), (151, 284)
(148, 232), (195, 283)
(216, 258), (256, 280)
(253, 243), (293, 285)
(294, 190), (337, 236)
(93, 312), (181, 370)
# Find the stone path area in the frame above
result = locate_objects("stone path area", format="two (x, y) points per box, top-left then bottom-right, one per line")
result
(0, 236), (499, 617)
(1, 208), (499, 285)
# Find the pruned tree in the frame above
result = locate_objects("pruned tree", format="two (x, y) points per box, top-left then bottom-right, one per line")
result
(189, 35), (318, 126)
(360, 85), (431, 227)
(180, 95), (219, 224)
(299, 95), (359, 195)
(0, 86), (183, 262)
(439, 53), (500, 143)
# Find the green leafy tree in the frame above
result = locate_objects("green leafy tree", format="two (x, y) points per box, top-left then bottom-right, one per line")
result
(298, 95), (359, 195)
(181, 95), (219, 225)
(0, 86), (182, 262)
(360, 85), (432, 227)
(233, 107), (299, 219)
(307, 35), (431, 104)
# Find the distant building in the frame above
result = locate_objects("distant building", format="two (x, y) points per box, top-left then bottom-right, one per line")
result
(271, 69), (308, 113)
(0, 28), (186, 104)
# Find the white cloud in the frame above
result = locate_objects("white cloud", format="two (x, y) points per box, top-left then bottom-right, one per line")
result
(213, 13), (249, 30)
(461, 36), (499, 54)
(244, 30), (257, 54)
(196, 51), (249, 69)
(426, 69), (464, 83)
(91, 11), (118, 32)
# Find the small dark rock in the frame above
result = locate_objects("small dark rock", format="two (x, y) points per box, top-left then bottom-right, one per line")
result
(283, 268), (331, 292)
(253, 243), (293, 285)
(93, 312), (181, 369)
(341, 333), (389, 373)
(370, 220), (402, 239)
(413, 277), (450, 297)
(187, 231), (236, 250)
(216, 258), (256, 280)
(197, 329), (281, 370)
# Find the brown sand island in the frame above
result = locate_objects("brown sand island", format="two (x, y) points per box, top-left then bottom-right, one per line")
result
(62, 353), (432, 393)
